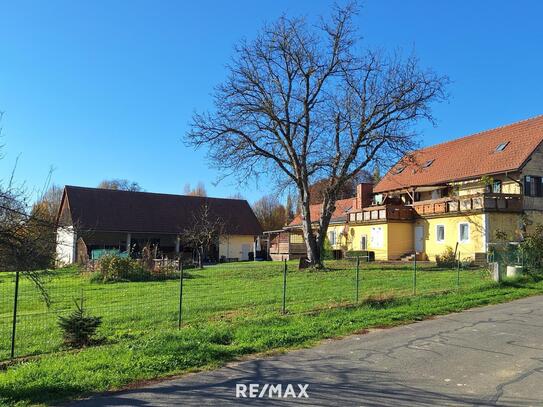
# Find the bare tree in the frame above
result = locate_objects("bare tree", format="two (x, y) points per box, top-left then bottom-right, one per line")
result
(308, 170), (373, 205)
(0, 114), (52, 302)
(183, 181), (207, 197)
(97, 179), (143, 191)
(181, 204), (224, 268)
(186, 3), (447, 267)
(252, 195), (287, 231)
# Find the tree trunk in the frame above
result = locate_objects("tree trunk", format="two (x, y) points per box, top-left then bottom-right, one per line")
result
(299, 187), (322, 268)
(197, 248), (203, 269)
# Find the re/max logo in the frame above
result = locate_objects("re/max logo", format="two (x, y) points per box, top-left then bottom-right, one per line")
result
(236, 383), (309, 398)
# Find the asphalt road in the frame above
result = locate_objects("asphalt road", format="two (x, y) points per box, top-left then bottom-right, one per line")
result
(72, 295), (543, 406)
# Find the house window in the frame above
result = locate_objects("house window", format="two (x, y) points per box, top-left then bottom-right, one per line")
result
(370, 227), (384, 249)
(459, 223), (469, 242)
(360, 235), (367, 251)
(436, 225), (445, 243)
(492, 180), (502, 193)
(524, 176), (543, 197)
(328, 231), (336, 245)
(396, 166), (405, 174)
(495, 141), (509, 152)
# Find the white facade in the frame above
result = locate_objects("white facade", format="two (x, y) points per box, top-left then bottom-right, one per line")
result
(56, 226), (76, 265)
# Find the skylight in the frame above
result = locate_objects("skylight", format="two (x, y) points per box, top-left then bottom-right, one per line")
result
(422, 159), (435, 168)
(495, 141), (509, 152)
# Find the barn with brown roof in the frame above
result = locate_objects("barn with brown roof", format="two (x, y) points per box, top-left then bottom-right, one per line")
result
(56, 186), (263, 265)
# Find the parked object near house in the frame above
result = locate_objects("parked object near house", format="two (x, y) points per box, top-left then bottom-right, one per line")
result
(55, 186), (262, 265)
(266, 115), (543, 264)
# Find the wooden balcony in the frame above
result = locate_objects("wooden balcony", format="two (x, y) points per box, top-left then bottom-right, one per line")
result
(268, 231), (307, 255)
(349, 205), (415, 223)
(412, 193), (523, 216)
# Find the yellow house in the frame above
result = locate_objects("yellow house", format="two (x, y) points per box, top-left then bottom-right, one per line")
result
(348, 114), (543, 262)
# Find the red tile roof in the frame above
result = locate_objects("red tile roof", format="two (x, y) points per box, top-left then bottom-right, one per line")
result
(374, 115), (543, 193)
(288, 198), (355, 227)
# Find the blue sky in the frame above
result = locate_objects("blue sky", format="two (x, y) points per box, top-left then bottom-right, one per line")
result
(1, 0), (542, 203)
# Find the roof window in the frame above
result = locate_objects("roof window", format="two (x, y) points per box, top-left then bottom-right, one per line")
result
(495, 141), (509, 152)
(396, 166), (405, 174)
(422, 159), (435, 168)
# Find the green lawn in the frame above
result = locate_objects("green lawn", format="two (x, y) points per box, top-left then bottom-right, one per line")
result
(0, 260), (542, 406)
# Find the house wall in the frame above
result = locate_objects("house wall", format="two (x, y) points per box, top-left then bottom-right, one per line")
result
(56, 226), (76, 265)
(326, 224), (349, 250)
(453, 176), (521, 196)
(349, 224), (389, 260)
(387, 222), (414, 259)
(521, 142), (543, 210)
(415, 214), (485, 261)
(219, 234), (255, 261)
(487, 212), (524, 241)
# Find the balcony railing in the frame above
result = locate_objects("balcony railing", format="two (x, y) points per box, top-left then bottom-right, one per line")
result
(348, 193), (523, 223)
(349, 205), (415, 223)
(412, 193), (523, 216)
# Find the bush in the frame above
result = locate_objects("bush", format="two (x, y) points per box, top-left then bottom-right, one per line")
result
(520, 224), (543, 271)
(435, 246), (457, 268)
(92, 254), (150, 283)
(58, 298), (102, 348)
(90, 253), (179, 283)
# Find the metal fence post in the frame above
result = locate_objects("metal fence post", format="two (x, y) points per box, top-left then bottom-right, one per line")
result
(456, 251), (461, 290)
(282, 259), (287, 314)
(178, 262), (184, 329)
(413, 253), (417, 296)
(10, 271), (20, 359)
(355, 256), (360, 303)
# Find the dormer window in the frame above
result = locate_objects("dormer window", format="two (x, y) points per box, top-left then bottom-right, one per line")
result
(422, 159), (435, 168)
(495, 142), (509, 152)
(396, 166), (405, 174)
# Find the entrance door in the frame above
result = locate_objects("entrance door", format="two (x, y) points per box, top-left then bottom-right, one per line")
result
(414, 226), (424, 253)
(241, 244), (250, 261)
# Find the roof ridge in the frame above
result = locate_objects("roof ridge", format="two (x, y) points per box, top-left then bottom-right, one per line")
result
(65, 185), (248, 203)
(414, 113), (543, 154)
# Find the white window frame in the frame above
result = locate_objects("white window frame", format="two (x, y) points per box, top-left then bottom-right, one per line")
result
(328, 230), (336, 245)
(370, 227), (384, 249)
(458, 222), (470, 243)
(435, 224), (445, 243)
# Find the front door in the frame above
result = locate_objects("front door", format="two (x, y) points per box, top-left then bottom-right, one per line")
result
(414, 226), (424, 253)
(241, 244), (250, 261)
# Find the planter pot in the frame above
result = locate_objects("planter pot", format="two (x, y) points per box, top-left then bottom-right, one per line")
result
(506, 265), (523, 278)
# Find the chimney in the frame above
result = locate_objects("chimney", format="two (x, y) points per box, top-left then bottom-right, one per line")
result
(356, 183), (374, 210)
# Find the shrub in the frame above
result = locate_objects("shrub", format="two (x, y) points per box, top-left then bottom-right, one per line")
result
(92, 254), (150, 283)
(58, 298), (102, 348)
(520, 224), (543, 271)
(435, 246), (457, 268)
(322, 237), (334, 260)
(90, 253), (181, 283)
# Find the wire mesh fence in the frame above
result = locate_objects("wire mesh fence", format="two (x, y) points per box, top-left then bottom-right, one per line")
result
(0, 258), (494, 361)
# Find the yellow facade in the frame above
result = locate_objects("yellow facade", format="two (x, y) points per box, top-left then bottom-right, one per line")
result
(326, 224), (350, 251)
(415, 214), (485, 261)
(219, 235), (255, 261)
(347, 212), (541, 262)
(349, 222), (413, 260)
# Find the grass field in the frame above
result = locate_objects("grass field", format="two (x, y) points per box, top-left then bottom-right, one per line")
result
(1, 260), (542, 406)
